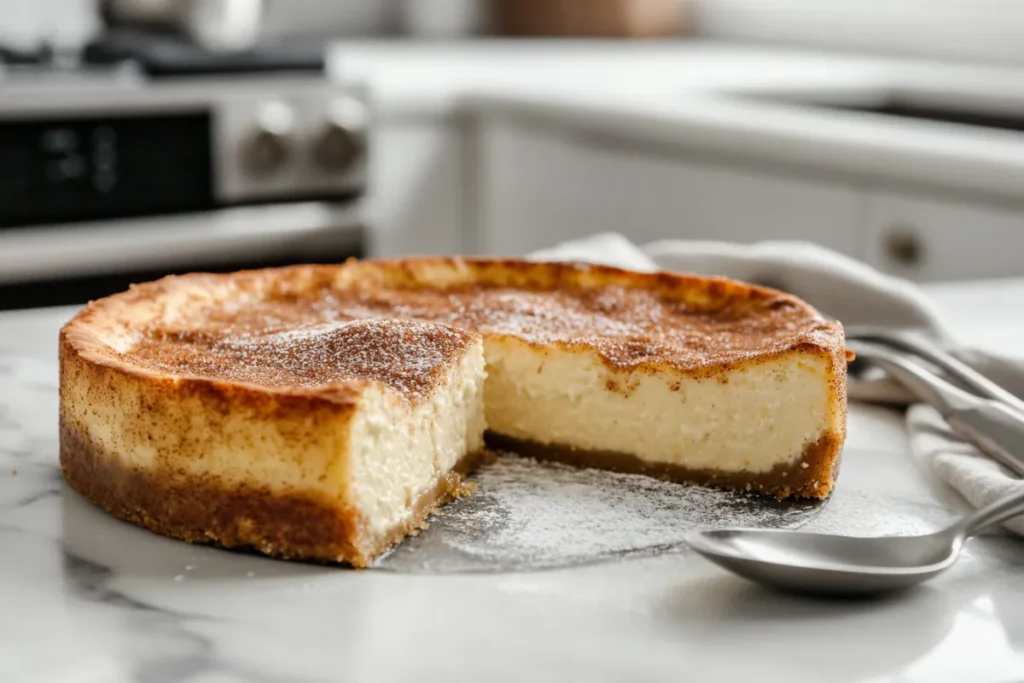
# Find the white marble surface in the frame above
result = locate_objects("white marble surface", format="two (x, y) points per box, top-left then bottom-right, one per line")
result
(2, 285), (1024, 682)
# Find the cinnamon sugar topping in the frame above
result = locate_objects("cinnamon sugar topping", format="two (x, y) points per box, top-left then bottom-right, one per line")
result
(127, 318), (477, 401)
(82, 259), (842, 396)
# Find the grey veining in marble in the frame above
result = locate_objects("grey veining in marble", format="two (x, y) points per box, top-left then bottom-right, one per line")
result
(2, 304), (1024, 682)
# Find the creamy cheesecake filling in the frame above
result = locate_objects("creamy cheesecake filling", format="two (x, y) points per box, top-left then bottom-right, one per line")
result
(483, 338), (837, 473)
(348, 343), (486, 540)
(63, 364), (350, 494)
(62, 320), (487, 538)
(60, 329), (488, 567)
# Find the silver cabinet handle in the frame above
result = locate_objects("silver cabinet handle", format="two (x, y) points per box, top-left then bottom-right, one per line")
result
(885, 225), (924, 266)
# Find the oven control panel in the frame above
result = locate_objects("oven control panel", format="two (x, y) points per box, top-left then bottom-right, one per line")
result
(0, 74), (368, 229)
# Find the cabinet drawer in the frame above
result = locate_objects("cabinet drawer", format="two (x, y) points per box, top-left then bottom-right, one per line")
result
(864, 192), (1024, 282)
(479, 118), (860, 255)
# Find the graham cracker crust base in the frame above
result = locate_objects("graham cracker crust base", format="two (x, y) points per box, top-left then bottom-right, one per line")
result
(485, 431), (842, 499)
(60, 419), (484, 568)
(61, 419), (839, 568)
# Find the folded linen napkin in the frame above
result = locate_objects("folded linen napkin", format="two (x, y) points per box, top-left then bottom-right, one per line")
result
(529, 233), (1024, 530)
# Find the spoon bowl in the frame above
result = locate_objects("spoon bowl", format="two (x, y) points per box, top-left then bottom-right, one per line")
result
(686, 485), (1024, 598)
(685, 528), (962, 597)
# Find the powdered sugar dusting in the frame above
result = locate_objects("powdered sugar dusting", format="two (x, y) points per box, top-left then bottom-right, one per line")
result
(376, 454), (826, 573)
(127, 318), (477, 400)
(332, 284), (831, 370)
(117, 261), (840, 382)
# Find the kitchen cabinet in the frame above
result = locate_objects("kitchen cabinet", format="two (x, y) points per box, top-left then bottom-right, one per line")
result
(476, 117), (861, 256)
(370, 114), (1024, 284)
(863, 191), (1024, 282)
(367, 122), (468, 257)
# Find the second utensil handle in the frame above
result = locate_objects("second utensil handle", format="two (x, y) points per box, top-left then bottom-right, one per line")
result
(854, 341), (1024, 478)
(849, 328), (1024, 416)
(946, 405), (1024, 478)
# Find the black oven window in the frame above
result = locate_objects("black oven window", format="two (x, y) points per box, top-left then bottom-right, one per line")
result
(0, 113), (215, 229)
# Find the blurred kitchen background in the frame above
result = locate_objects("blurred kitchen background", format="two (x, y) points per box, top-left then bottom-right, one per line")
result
(3, 0), (1024, 309)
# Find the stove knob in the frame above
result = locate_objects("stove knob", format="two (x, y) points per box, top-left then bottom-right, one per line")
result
(243, 102), (294, 176)
(312, 98), (367, 173)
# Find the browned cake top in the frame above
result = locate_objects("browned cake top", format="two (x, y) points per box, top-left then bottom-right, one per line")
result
(130, 318), (478, 401)
(63, 258), (843, 399)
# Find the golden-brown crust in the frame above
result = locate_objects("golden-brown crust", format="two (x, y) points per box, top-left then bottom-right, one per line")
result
(486, 430), (844, 499)
(60, 419), (484, 568)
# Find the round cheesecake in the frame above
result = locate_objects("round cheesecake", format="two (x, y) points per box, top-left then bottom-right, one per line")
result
(60, 258), (849, 566)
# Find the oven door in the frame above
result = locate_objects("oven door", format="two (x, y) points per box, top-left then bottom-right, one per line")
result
(0, 200), (365, 310)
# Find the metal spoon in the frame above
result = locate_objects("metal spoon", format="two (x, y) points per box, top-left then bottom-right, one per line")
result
(686, 487), (1024, 597)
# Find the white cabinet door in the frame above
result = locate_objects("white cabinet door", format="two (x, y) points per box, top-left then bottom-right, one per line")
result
(367, 123), (468, 257)
(478, 118), (861, 256)
(864, 191), (1024, 282)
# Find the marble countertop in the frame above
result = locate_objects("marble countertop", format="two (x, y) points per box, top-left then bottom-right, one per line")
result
(334, 40), (1024, 200)
(3, 282), (1024, 682)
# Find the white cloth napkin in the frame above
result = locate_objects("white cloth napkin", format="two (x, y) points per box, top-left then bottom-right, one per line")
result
(529, 233), (1024, 528)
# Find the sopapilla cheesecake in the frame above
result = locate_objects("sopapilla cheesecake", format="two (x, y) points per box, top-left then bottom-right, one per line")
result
(60, 258), (848, 567)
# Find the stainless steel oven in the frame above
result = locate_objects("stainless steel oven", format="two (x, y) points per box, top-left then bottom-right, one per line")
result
(0, 66), (368, 309)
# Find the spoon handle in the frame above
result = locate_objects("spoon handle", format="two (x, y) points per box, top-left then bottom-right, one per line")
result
(959, 486), (1024, 538)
